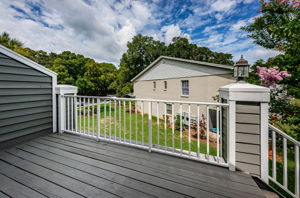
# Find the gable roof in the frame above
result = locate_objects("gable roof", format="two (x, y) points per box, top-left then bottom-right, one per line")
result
(0, 45), (57, 77)
(131, 56), (233, 82)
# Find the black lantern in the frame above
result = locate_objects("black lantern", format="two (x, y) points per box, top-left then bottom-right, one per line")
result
(234, 55), (249, 82)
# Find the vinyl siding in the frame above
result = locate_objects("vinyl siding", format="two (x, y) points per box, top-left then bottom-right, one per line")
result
(235, 102), (261, 177)
(0, 53), (53, 144)
(137, 59), (232, 81)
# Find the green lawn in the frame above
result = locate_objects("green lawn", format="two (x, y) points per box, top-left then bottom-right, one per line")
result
(76, 102), (217, 156)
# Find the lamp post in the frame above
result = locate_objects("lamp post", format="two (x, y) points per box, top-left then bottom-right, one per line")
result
(234, 55), (249, 82)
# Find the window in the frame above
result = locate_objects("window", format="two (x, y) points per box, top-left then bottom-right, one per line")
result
(164, 81), (167, 90)
(153, 81), (156, 89)
(181, 80), (189, 96)
(166, 104), (172, 115)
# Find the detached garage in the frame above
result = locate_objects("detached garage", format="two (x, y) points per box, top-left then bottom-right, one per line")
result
(0, 45), (57, 148)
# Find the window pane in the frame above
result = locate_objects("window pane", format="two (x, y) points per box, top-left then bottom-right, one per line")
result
(181, 80), (189, 95)
(164, 81), (167, 89)
(166, 104), (172, 114)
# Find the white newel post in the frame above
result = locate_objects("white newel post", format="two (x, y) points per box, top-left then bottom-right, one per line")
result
(219, 82), (270, 183)
(55, 85), (78, 133)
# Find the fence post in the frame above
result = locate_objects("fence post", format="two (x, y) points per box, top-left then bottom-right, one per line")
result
(148, 102), (152, 152)
(219, 82), (270, 183)
(55, 85), (78, 134)
(57, 93), (65, 133)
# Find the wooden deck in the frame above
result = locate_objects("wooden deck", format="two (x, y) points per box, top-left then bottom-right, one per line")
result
(0, 133), (265, 198)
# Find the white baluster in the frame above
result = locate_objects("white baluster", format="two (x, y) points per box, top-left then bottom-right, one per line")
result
(272, 131), (277, 180)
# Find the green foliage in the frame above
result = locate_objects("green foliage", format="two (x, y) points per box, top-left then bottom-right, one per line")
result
(166, 37), (234, 65)
(78, 60), (117, 96)
(242, 1), (300, 97)
(242, 1), (300, 53)
(0, 32), (23, 50)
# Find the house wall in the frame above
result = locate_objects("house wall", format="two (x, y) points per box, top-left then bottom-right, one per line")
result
(134, 74), (235, 102)
(0, 53), (53, 147)
(133, 74), (235, 133)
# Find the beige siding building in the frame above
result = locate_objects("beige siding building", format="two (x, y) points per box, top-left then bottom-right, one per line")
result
(132, 56), (235, 121)
(132, 56), (235, 100)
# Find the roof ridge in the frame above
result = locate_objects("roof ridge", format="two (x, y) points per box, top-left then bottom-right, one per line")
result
(131, 56), (233, 82)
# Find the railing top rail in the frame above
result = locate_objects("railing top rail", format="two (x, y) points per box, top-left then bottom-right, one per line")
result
(269, 124), (300, 146)
(64, 95), (229, 106)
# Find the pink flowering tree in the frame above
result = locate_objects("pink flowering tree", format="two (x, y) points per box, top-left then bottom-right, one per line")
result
(256, 66), (291, 87)
(254, 66), (296, 126)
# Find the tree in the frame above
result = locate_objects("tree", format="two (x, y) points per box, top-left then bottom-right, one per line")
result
(242, 0), (300, 97)
(119, 34), (166, 83)
(166, 37), (234, 65)
(50, 58), (74, 84)
(76, 60), (117, 96)
(242, 0), (300, 53)
(0, 32), (23, 49)
(116, 34), (166, 96)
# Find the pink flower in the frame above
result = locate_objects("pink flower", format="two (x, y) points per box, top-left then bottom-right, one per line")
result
(292, 0), (300, 8)
(256, 66), (291, 87)
(279, 0), (290, 5)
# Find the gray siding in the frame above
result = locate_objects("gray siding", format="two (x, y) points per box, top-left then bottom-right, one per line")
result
(0, 53), (53, 145)
(235, 102), (261, 177)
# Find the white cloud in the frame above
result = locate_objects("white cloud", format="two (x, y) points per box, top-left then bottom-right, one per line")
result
(211, 0), (236, 12)
(230, 20), (247, 31)
(159, 24), (191, 44)
(236, 47), (281, 64)
(0, 0), (278, 67)
(161, 24), (181, 44)
(0, 0), (155, 64)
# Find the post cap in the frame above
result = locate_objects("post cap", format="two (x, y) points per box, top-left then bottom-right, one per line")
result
(219, 82), (270, 102)
(55, 84), (78, 95)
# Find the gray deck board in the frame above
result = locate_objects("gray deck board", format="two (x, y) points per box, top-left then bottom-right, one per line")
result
(0, 152), (117, 198)
(15, 143), (183, 198)
(49, 133), (259, 187)
(0, 160), (83, 198)
(6, 148), (155, 198)
(0, 191), (10, 198)
(56, 134), (257, 186)
(38, 136), (263, 198)
(23, 140), (219, 198)
(0, 133), (265, 198)
(0, 173), (46, 198)
(22, 140), (252, 198)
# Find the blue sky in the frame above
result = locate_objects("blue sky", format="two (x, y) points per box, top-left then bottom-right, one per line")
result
(0, 0), (279, 65)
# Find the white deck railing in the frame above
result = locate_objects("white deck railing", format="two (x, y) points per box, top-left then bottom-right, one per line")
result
(60, 95), (229, 167)
(269, 124), (300, 198)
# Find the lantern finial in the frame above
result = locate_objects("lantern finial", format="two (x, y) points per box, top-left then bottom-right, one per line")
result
(234, 55), (249, 82)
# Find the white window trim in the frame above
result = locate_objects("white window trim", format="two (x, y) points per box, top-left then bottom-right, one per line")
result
(181, 80), (189, 97)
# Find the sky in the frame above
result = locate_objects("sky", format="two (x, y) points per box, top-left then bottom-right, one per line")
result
(0, 0), (280, 66)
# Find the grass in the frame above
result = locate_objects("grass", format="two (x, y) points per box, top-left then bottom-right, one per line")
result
(76, 102), (217, 156)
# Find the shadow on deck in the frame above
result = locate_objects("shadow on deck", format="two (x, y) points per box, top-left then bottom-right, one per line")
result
(0, 133), (265, 198)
